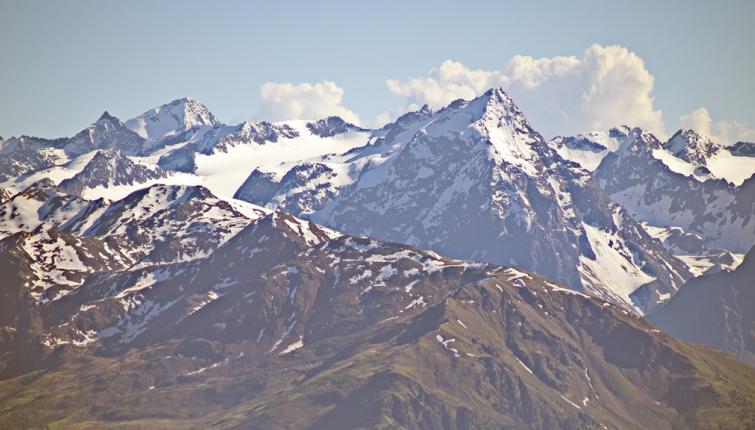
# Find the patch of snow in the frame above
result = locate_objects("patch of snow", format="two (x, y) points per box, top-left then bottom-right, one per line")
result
(705, 151), (755, 185)
(278, 336), (304, 355)
(405, 295), (427, 310)
(560, 395), (582, 410)
(513, 355), (533, 374)
(578, 222), (655, 313)
(435, 334), (460, 358)
(194, 121), (370, 196)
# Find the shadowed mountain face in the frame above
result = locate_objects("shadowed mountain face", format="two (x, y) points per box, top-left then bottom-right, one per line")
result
(650, 245), (755, 366)
(0, 135), (68, 182)
(0, 185), (753, 429)
(58, 149), (167, 196)
(64, 112), (147, 157)
(731, 141), (755, 157)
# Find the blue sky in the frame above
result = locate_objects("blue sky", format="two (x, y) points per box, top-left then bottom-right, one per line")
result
(1, 0), (754, 142)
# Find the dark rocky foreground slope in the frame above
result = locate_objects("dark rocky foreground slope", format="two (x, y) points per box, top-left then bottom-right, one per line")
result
(0, 186), (752, 430)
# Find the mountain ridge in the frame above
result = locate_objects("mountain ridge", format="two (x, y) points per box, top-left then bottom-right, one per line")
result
(125, 97), (219, 142)
(236, 86), (693, 314)
(0, 89), (753, 429)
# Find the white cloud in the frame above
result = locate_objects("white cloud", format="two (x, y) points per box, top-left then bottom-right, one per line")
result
(384, 44), (666, 139)
(250, 49), (754, 143)
(385, 60), (506, 109)
(257, 81), (362, 125)
(680, 107), (755, 145)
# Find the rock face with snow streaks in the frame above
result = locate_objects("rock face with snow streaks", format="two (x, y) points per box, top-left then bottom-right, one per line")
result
(236, 88), (691, 313)
(64, 111), (147, 157)
(58, 149), (167, 196)
(594, 129), (755, 253)
(125, 97), (219, 143)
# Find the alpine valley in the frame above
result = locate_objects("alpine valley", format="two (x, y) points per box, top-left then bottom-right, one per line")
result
(1, 90), (754, 429)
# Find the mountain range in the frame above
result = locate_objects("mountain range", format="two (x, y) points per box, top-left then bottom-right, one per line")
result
(0, 88), (753, 429)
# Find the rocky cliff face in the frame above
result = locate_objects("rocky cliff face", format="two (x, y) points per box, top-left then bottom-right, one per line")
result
(664, 129), (724, 166)
(58, 149), (167, 196)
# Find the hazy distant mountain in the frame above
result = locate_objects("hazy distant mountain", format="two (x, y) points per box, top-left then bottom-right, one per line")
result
(58, 149), (167, 196)
(155, 117), (370, 198)
(594, 129), (755, 253)
(550, 126), (631, 171)
(0, 111), (146, 185)
(156, 120), (301, 172)
(650, 245), (755, 366)
(64, 111), (147, 157)
(731, 141), (755, 157)
(125, 97), (218, 143)
(0, 135), (68, 182)
(663, 129), (724, 166)
(551, 126), (755, 183)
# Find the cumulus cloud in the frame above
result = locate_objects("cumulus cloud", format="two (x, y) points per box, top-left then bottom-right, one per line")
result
(257, 81), (362, 125)
(375, 61), (505, 127)
(384, 44), (666, 139)
(251, 49), (754, 144)
(680, 107), (755, 145)
(385, 60), (506, 109)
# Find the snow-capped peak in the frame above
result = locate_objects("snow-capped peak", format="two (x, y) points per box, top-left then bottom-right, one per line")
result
(63, 112), (145, 157)
(609, 125), (632, 137)
(460, 87), (548, 175)
(97, 111), (120, 124)
(83, 111), (128, 136)
(549, 126), (632, 171)
(615, 127), (663, 153)
(306, 116), (369, 137)
(125, 97), (218, 142)
(475, 87), (537, 135)
(483, 86), (517, 109)
(664, 129), (723, 165)
(380, 104), (434, 131)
